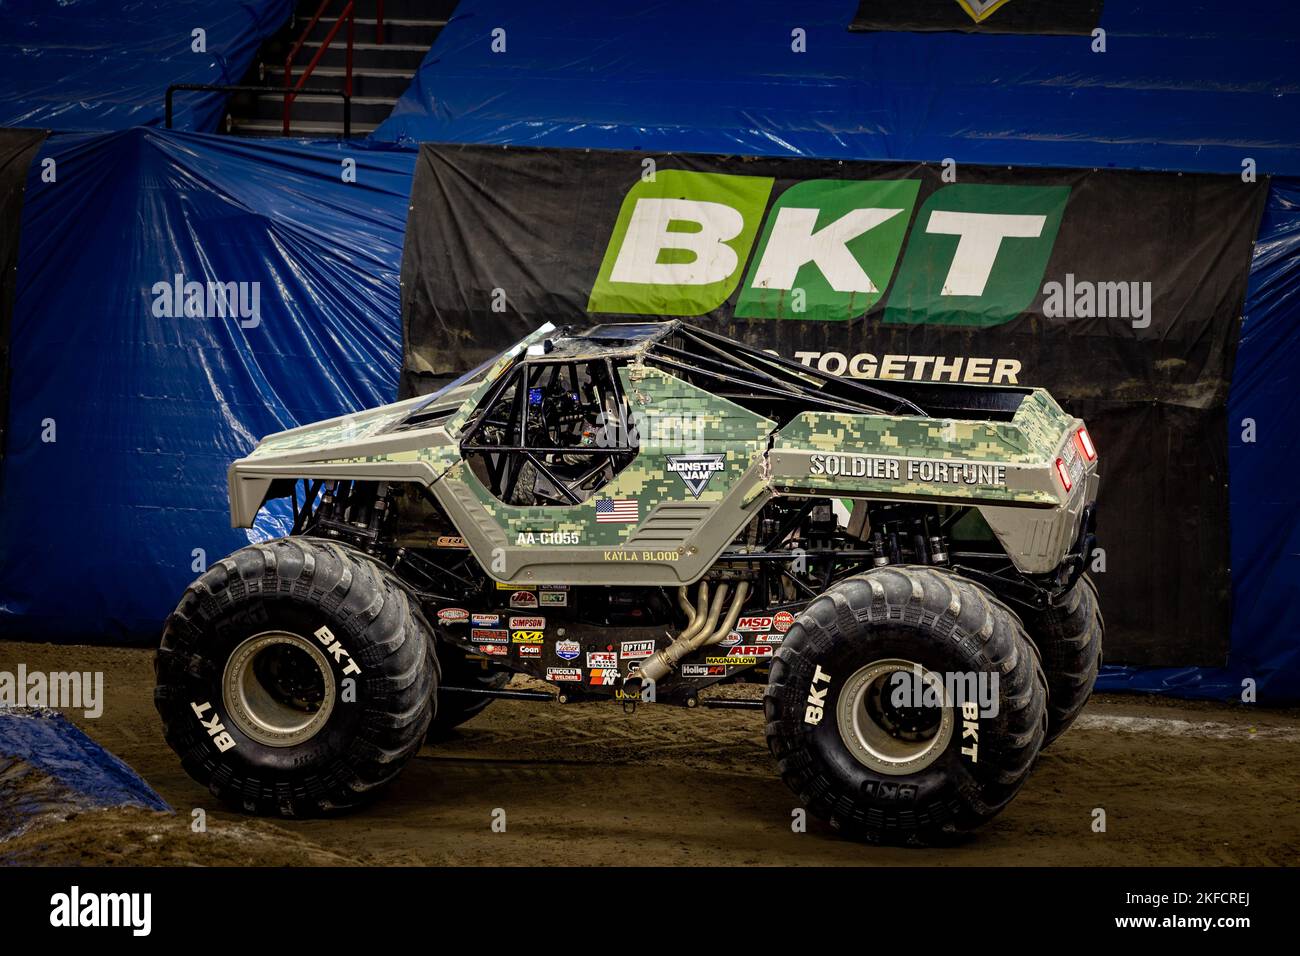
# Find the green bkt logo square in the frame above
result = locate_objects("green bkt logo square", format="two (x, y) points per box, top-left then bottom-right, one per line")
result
(883, 184), (1069, 328)
(736, 179), (920, 322)
(587, 170), (774, 316)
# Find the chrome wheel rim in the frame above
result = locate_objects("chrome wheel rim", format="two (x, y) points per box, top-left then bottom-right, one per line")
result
(222, 631), (336, 747)
(835, 658), (953, 776)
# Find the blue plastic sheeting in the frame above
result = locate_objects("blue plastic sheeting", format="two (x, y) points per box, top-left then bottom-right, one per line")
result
(0, 708), (170, 832)
(0, 0), (292, 131)
(374, 0), (1300, 176)
(0, 128), (417, 640)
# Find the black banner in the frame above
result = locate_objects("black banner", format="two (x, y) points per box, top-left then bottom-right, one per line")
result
(400, 145), (1267, 667)
(0, 128), (47, 480)
(849, 0), (1105, 35)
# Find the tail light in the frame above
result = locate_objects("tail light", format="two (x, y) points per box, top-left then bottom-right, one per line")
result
(1075, 426), (1097, 461)
(1054, 457), (1073, 492)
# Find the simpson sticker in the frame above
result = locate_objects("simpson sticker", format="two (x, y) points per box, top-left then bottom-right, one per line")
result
(509, 616), (545, 629)
(471, 628), (510, 644)
(547, 667), (582, 682)
(666, 454), (726, 497)
(555, 640), (581, 661)
(587, 651), (618, 668)
(437, 608), (469, 624)
(620, 640), (655, 659)
(804, 664), (833, 726)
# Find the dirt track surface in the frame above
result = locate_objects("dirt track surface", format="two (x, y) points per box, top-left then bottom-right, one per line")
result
(2, 641), (1298, 866)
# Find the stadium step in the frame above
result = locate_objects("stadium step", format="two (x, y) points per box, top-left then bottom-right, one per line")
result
(223, 0), (456, 138)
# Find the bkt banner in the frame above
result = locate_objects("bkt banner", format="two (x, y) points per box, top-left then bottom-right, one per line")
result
(399, 145), (1266, 667)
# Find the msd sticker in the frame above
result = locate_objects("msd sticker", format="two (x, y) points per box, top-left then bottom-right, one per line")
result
(546, 667), (582, 682)
(587, 651), (617, 668)
(555, 640), (581, 661)
(736, 616), (773, 632)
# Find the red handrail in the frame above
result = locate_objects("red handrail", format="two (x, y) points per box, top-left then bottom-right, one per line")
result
(283, 0), (356, 135)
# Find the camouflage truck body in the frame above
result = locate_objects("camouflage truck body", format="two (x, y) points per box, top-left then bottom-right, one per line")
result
(227, 321), (1099, 702)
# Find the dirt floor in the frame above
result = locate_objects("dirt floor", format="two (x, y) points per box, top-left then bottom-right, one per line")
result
(2, 641), (1298, 866)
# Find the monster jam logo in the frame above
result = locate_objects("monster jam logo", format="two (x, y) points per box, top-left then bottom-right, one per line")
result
(667, 454), (726, 497)
(588, 171), (1068, 326)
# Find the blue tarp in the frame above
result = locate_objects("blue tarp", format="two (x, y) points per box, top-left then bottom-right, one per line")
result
(0, 0), (292, 131)
(0, 128), (417, 639)
(0, 0), (1297, 700)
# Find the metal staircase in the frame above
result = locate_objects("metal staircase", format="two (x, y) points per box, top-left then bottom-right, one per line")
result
(225, 0), (457, 137)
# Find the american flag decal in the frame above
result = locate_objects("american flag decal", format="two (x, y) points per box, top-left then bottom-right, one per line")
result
(595, 497), (638, 523)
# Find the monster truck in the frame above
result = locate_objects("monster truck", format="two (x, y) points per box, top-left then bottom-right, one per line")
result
(156, 321), (1101, 843)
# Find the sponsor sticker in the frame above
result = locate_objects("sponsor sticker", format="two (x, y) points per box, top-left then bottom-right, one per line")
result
(510, 616), (545, 630)
(471, 628), (509, 644)
(539, 590), (568, 607)
(680, 664), (727, 678)
(509, 591), (539, 608)
(718, 631), (742, 647)
(546, 667), (582, 682)
(736, 616), (773, 632)
(587, 651), (618, 668)
(555, 640), (581, 661)
(437, 607), (469, 625)
(773, 611), (795, 633)
(588, 668), (618, 686)
(479, 644), (508, 657)
(707, 656), (756, 666)
(518, 645), (541, 658)
(755, 633), (785, 644)
(471, 613), (500, 627)
(496, 582), (535, 590)
(666, 454), (725, 497)
(436, 536), (467, 548)
(512, 630), (545, 644)
(727, 645), (773, 658)
(620, 640), (655, 659)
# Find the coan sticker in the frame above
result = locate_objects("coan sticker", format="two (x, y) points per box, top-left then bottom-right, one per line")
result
(512, 630), (544, 644)
(437, 608), (469, 625)
(471, 628), (509, 644)
(546, 667), (582, 682)
(555, 640), (581, 661)
(666, 454), (725, 497)
(621, 640), (655, 659)
(509, 591), (539, 608)
(773, 611), (795, 632)
(518, 645), (541, 658)
(587, 651), (618, 668)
